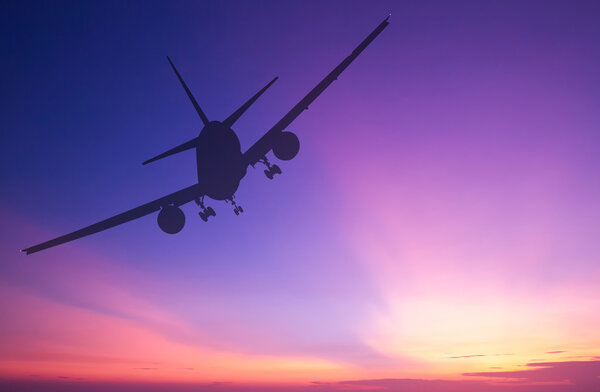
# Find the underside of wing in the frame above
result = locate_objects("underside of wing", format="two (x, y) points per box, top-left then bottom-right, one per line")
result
(22, 184), (202, 255)
(242, 16), (389, 167)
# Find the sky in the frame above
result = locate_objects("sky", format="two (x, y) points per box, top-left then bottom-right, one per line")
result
(1, 0), (600, 391)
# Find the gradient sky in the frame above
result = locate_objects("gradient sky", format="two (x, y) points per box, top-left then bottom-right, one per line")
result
(1, 0), (600, 391)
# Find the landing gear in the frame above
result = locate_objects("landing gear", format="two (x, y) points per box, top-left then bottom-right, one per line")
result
(259, 156), (282, 180)
(227, 197), (244, 216)
(233, 205), (244, 215)
(195, 197), (216, 222)
(199, 206), (216, 222)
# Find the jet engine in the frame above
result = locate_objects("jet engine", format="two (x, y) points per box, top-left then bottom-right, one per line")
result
(157, 205), (185, 234)
(273, 131), (300, 161)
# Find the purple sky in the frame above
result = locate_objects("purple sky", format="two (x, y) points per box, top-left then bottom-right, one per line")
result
(1, 0), (600, 390)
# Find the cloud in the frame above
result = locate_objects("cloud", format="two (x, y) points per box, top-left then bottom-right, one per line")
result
(448, 354), (486, 359)
(547, 351), (566, 354)
(3, 371), (600, 392)
(463, 360), (600, 387)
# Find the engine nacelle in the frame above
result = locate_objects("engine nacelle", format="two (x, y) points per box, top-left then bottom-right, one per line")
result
(157, 205), (185, 234)
(273, 131), (300, 161)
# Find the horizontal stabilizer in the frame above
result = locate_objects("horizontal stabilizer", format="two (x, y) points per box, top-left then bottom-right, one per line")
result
(143, 137), (198, 165)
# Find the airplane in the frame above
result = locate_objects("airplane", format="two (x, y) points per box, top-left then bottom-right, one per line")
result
(22, 16), (390, 255)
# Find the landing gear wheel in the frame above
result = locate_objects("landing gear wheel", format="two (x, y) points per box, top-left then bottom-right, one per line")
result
(237, 206), (244, 213)
(260, 156), (282, 179)
(234, 208), (240, 216)
(197, 197), (215, 222)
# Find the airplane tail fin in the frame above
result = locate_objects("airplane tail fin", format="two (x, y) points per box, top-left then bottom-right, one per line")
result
(223, 77), (278, 128)
(167, 56), (210, 125)
(142, 137), (198, 165)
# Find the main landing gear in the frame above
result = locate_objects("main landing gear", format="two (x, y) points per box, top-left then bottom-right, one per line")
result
(227, 197), (244, 216)
(196, 197), (216, 222)
(259, 156), (281, 180)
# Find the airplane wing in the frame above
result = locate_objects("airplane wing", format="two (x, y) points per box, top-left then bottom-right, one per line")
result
(242, 16), (390, 167)
(22, 184), (203, 255)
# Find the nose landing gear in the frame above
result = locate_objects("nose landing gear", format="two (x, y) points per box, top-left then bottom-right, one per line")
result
(195, 197), (216, 222)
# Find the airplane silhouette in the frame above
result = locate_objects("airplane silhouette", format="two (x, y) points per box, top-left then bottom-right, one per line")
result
(22, 16), (390, 254)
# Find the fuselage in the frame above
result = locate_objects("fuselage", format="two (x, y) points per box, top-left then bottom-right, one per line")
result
(196, 121), (246, 200)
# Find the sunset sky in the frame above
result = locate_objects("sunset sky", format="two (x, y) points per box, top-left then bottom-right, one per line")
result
(1, 1), (600, 391)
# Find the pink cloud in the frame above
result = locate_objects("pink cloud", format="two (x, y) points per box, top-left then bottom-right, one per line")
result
(464, 360), (600, 388)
